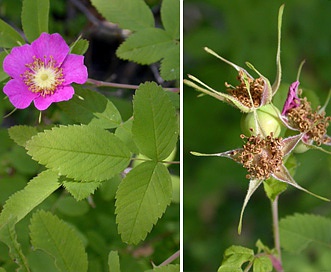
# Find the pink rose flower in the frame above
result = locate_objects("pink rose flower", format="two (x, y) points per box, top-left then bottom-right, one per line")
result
(3, 32), (88, 110)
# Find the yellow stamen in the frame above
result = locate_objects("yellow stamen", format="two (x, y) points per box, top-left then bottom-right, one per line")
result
(21, 56), (64, 97)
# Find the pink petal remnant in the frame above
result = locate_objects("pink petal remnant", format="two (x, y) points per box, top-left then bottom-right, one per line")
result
(3, 32), (88, 111)
(281, 81), (301, 115)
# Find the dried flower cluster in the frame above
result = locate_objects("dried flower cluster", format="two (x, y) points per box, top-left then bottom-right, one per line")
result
(287, 98), (331, 146)
(226, 71), (265, 108)
(233, 134), (283, 180)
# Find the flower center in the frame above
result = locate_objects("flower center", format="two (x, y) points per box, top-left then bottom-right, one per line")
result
(226, 70), (265, 108)
(235, 134), (283, 180)
(21, 56), (65, 97)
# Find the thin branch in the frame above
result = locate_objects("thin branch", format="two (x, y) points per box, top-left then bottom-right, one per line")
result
(158, 250), (180, 267)
(69, 0), (102, 27)
(271, 196), (284, 272)
(68, 0), (125, 36)
(86, 78), (180, 93)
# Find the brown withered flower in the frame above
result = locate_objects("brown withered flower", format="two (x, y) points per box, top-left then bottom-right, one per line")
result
(192, 133), (329, 234)
(281, 81), (331, 149)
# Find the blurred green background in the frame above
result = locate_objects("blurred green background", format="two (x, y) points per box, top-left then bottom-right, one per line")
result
(184, 0), (331, 271)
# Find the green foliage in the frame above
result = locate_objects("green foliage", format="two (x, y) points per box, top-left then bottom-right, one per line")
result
(58, 86), (122, 129)
(146, 264), (180, 272)
(70, 38), (89, 55)
(117, 28), (175, 65)
(160, 44), (180, 82)
(252, 256), (273, 272)
(108, 250), (120, 272)
(1, 0), (179, 269)
(161, 0), (180, 40)
(116, 161), (172, 244)
(26, 125), (131, 182)
(21, 0), (49, 42)
(263, 178), (287, 202)
(62, 180), (102, 201)
(0, 171), (60, 271)
(0, 51), (9, 82)
(90, 0), (154, 32)
(29, 210), (88, 272)
(0, 221), (30, 272)
(0, 170), (60, 226)
(0, 19), (25, 48)
(218, 245), (272, 272)
(91, 0), (181, 81)
(279, 213), (331, 253)
(8, 125), (38, 147)
(115, 118), (139, 154)
(218, 245), (254, 272)
(132, 82), (178, 161)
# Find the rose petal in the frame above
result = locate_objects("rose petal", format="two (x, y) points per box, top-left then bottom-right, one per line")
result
(31, 33), (69, 65)
(33, 86), (75, 110)
(3, 79), (37, 109)
(281, 81), (300, 115)
(62, 54), (88, 85)
(3, 44), (34, 78)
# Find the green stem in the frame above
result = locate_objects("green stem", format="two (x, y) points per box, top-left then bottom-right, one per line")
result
(272, 195), (284, 272)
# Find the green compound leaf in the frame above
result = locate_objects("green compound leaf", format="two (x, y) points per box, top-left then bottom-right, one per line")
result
(0, 219), (30, 272)
(21, 0), (49, 43)
(146, 264), (180, 272)
(218, 245), (254, 272)
(26, 125), (131, 182)
(0, 171), (59, 271)
(132, 82), (178, 161)
(252, 256), (272, 272)
(90, 0), (154, 31)
(63, 179), (102, 201)
(116, 28), (174, 65)
(160, 42), (179, 81)
(108, 250), (120, 272)
(58, 86), (122, 129)
(8, 125), (38, 147)
(280, 213), (331, 253)
(70, 38), (89, 55)
(161, 0), (180, 40)
(0, 170), (60, 227)
(29, 210), (88, 272)
(115, 118), (139, 154)
(0, 19), (25, 48)
(115, 161), (172, 244)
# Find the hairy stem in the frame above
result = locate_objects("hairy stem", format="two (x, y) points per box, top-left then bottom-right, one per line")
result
(272, 195), (284, 272)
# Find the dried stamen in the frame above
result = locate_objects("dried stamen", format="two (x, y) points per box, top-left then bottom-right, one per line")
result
(235, 133), (284, 180)
(226, 71), (265, 108)
(287, 98), (331, 146)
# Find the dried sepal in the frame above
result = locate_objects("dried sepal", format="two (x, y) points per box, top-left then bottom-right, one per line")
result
(238, 179), (263, 234)
(271, 4), (285, 94)
(191, 132), (329, 234)
(184, 75), (255, 113)
(272, 164), (329, 202)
